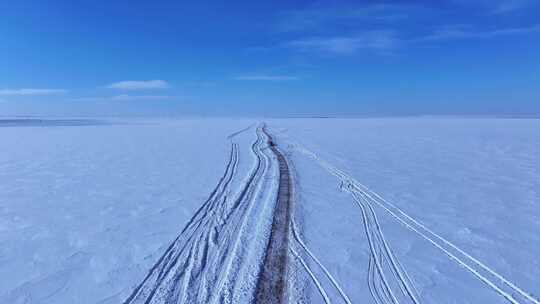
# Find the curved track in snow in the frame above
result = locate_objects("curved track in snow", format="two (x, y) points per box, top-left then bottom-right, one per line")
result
(122, 124), (539, 304)
(294, 143), (540, 304)
(123, 123), (297, 304)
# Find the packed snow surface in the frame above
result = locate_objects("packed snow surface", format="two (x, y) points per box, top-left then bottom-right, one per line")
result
(0, 118), (539, 304)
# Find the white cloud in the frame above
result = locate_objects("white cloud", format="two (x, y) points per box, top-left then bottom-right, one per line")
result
(287, 31), (398, 54)
(75, 95), (176, 102)
(106, 80), (170, 90)
(233, 75), (299, 81)
(0, 88), (67, 96)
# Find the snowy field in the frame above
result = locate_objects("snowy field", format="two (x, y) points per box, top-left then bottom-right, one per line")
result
(1, 118), (539, 304)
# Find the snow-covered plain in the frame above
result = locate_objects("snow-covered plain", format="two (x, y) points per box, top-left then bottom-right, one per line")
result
(271, 118), (540, 304)
(0, 119), (258, 303)
(1, 118), (539, 304)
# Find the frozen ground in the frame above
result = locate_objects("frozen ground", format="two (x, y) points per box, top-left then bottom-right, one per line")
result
(0, 118), (539, 303)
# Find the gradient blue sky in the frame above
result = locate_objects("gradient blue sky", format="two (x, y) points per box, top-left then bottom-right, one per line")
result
(1, 0), (539, 117)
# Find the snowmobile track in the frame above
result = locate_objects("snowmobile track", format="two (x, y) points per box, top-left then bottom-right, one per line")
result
(294, 142), (540, 304)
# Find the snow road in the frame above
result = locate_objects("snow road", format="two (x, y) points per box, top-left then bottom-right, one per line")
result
(123, 123), (293, 303)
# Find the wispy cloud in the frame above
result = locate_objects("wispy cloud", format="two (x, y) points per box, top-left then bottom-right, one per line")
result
(452, 0), (532, 14)
(276, 4), (416, 32)
(106, 80), (170, 90)
(0, 88), (67, 96)
(493, 0), (530, 13)
(282, 23), (539, 56)
(419, 24), (540, 41)
(233, 75), (299, 81)
(110, 94), (175, 101)
(286, 31), (398, 54)
(75, 94), (177, 102)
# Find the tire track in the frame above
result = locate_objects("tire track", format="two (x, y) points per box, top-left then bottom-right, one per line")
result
(290, 144), (421, 304)
(352, 190), (420, 304)
(294, 142), (540, 304)
(206, 126), (274, 303)
(290, 246), (332, 304)
(227, 123), (255, 140)
(124, 124), (283, 304)
(290, 219), (353, 304)
(353, 190), (401, 304)
(123, 142), (239, 304)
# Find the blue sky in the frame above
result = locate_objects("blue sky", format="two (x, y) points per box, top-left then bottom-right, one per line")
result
(1, 0), (539, 117)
